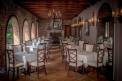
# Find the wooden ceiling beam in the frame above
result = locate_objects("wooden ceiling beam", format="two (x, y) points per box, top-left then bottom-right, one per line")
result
(23, 1), (90, 5)
(23, 0), (88, 3)
(25, 7), (85, 9)
(24, 4), (88, 7)
(14, 0), (99, 20)
(23, 4), (89, 8)
(24, 5), (87, 8)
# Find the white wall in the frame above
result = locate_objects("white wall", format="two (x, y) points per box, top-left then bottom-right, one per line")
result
(71, 0), (115, 44)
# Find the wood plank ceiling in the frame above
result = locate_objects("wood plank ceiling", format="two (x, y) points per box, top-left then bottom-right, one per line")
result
(14, 0), (100, 20)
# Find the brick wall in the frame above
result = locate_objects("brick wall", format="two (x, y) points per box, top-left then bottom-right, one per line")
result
(0, 0), (39, 69)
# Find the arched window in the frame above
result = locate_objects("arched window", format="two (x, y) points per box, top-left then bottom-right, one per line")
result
(31, 23), (36, 39)
(6, 16), (20, 47)
(23, 20), (30, 43)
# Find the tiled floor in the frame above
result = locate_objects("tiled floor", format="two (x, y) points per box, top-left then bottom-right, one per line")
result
(17, 46), (108, 81)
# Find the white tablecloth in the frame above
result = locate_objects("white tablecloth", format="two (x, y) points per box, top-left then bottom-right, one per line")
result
(67, 44), (108, 67)
(62, 41), (68, 44)
(77, 51), (108, 67)
(77, 52), (97, 67)
(15, 52), (36, 68)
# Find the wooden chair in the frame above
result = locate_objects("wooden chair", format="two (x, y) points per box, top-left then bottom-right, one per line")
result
(61, 42), (68, 63)
(107, 48), (113, 66)
(44, 40), (50, 60)
(12, 45), (22, 53)
(40, 43), (48, 61)
(87, 44), (104, 78)
(29, 47), (47, 79)
(7, 49), (25, 80)
(67, 49), (82, 74)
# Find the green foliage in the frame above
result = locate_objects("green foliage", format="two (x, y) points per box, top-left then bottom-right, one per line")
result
(6, 21), (13, 44)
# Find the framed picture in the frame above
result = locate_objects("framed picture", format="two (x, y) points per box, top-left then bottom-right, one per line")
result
(52, 18), (62, 30)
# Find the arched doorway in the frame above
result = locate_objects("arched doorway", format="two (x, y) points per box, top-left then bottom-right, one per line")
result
(23, 20), (30, 43)
(31, 22), (36, 39)
(6, 16), (20, 49)
(97, 3), (114, 81)
(97, 3), (113, 39)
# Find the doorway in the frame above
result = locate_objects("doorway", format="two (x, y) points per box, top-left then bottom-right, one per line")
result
(97, 3), (114, 81)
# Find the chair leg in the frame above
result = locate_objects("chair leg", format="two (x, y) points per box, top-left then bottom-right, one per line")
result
(67, 65), (70, 76)
(37, 67), (39, 79)
(29, 66), (31, 76)
(75, 67), (78, 72)
(17, 67), (19, 78)
(7, 69), (10, 80)
(22, 68), (26, 79)
(44, 50), (48, 62)
(82, 64), (86, 74)
(65, 62), (67, 70)
(12, 68), (15, 81)
(45, 67), (47, 75)
(96, 67), (100, 79)
(64, 61), (66, 68)
(85, 67), (89, 77)
(62, 55), (64, 63)
(47, 51), (50, 59)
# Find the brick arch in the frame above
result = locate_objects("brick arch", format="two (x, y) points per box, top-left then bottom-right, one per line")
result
(22, 19), (30, 43)
(31, 22), (36, 39)
(6, 15), (20, 46)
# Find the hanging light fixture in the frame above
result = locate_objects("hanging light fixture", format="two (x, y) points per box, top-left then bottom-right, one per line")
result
(48, 9), (62, 29)
(48, 9), (62, 19)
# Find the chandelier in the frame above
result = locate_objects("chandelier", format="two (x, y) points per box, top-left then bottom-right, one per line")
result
(48, 9), (62, 18)
(48, 9), (62, 29)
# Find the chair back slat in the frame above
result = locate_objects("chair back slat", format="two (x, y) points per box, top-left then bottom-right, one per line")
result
(7, 49), (15, 67)
(62, 43), (68, 53)
(37, 43), (46, 65)
(97, 48), (104, 67)
(68, 49), (77, 64)
(12, 45), (22, 53)
(37, 49), (45, 62)
(107, 48), (113, 65)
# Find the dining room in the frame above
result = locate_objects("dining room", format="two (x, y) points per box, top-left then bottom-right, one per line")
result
(0, 0), (122, 81)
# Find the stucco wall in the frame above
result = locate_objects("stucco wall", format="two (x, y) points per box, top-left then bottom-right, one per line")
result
(71, 0), (116, 44)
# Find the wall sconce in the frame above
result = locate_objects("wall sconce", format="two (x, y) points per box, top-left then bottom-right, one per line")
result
(71, 23), (78, 27)
(112, 8), (122, 22)
(71, 20), (80, 27)
(88, 12), (97, 26)
(112, 8), (119, 17)
(71, 18), (86, 27)
(79, 21), (83, 26)
(88, 17), (94, 26)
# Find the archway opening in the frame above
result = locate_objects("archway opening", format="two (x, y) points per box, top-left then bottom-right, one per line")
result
(97, 3), (114, 81)
(31, 23), (36, 39)
(6, 16), (20, 49)
(97, 3), (113, 39)
(23, 20), (30, 43)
